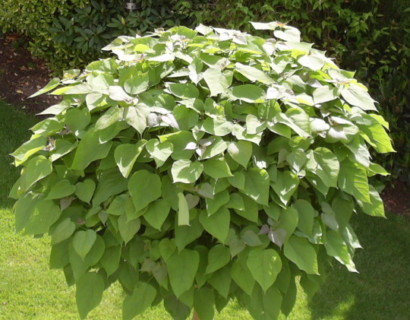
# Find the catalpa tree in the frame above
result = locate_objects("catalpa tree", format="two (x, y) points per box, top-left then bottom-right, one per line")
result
(10, 22), (393, 320)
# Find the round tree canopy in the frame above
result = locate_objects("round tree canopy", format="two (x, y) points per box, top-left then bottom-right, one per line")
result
(11, 22), (392, 320)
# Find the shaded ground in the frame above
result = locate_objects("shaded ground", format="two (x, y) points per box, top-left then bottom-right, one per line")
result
(0, 32), (409, 216)
(0, 34), (59, 114)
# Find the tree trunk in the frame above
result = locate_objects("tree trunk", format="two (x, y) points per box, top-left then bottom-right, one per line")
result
(192, 310), (200, 320)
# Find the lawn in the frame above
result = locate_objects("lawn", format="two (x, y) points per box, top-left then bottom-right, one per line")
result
(1, 100), (409, 320)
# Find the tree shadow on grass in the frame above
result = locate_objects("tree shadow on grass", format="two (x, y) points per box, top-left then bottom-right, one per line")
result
(309, 213), (410, 320)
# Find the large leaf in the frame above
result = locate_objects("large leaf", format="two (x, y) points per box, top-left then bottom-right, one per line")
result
(338, 160), (370, 203)
(325, 230), (357, 272)
(206, 244), (231, 274)
(203, 157), (233, 179)
(305, 148), (339, 188)
(243, 168), (270, 205)
(284, 236), (319, 275)
(247, 248), (282, 292)
(73, 230), (97, 259)
(114, 141), (146, 178)
(235, 63), (274, 84)
(11, 136), (47, 166)
(75, 272), (105, 319)
(167, 249), (200, 297)
(171, 160), (204, 184)
(146, 139), (173, 167)
(129, 170), (162, 212)
(231, 84), (266, 103)
(227, 141), (253, 168)
(199, 208), (230, 243)
(19, 155), (52, 191)
(271, 170), (299, 205)
(203, 67), (230, 96)
(123, 282), (156, 320)
(144, 199), (171, 230)
(71, 129), (112, 171)
(341, 84), (377, 111)
(359, 185), (385, 218)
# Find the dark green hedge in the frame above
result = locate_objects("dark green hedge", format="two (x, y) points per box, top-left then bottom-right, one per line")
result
(1, 0), (408, 182)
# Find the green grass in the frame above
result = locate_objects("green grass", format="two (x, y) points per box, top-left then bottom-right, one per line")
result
(1, 100), (409, 320)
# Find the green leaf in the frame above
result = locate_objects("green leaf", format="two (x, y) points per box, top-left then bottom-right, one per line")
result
(203, 157), (233, 179)
(227, 141), (253, 168)
(118, 214), (141, 244)
(205, 190), (230, 215)
(206, 244), (231, 274)
(14, 195), (37, 232)
(325, 230), (357, 272)
(71, 129), (112, 171)
(30, 77), (60, 97)
(92, 169), (128, 206)
(243, 168), (270, 205)
(95, 106), (121, 131)
(231, 256), (255, 295)
(271, 207), (299, 247)
(171, 160), (204, 184)
(231, 84), (265, 103)
(11, 136), (47, 166)
(360, 122), (394, 154)
(144, 199), (171, 230)
(124, 73), (149, 95)
(175, 218), (203, 251)
(306, 148), (339, 188)
(359, 185), (385, 218)
(75, 179), (95, 203)
(123, 282), (156, 320)
(298, 55), (325, 71)
(271, 170), (299, 205)
(338, 160), (370, 203)
(124, 105), (150, 134)
(51, 218), (76, 244)
(46, 179), (76, 199)
(129, 170), (162, 212)
(76, 272), (105, 319)
(114, 141), (146, 178)
(341, 84), (377, 111)
(293, 200), (316, 236)
(203, 67), (230, 96)
(284, 236), (319, 274)
(145, 139), (173, 167)
(100, 246), (121, 276)
(73, 230), (97, 259)
(208, 265), (231, 298)
(108, 85), (133, 101)
(65, 108), (91, 132)
(313, 86), (338, 104)
(194, 287), (215, 320)
(159, 131), (195, 160)
(200, 137), (228, 159)
(246, 248), (282, 292)
(177, 192), (190, 226)
(167, 83), (199, 99)
(24, 199), (61, 235)
(200, 208), (230, 243)
(20, 155), (52, 192)
(235, 63), (274, 84)
(167, 249), (200, 297)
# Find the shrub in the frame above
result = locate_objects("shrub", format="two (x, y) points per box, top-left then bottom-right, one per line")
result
(10, 23), (392, 319)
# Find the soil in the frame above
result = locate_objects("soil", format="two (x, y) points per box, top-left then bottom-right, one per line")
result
(0, 33), (409, 217)
(0, 34), (60, 114)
